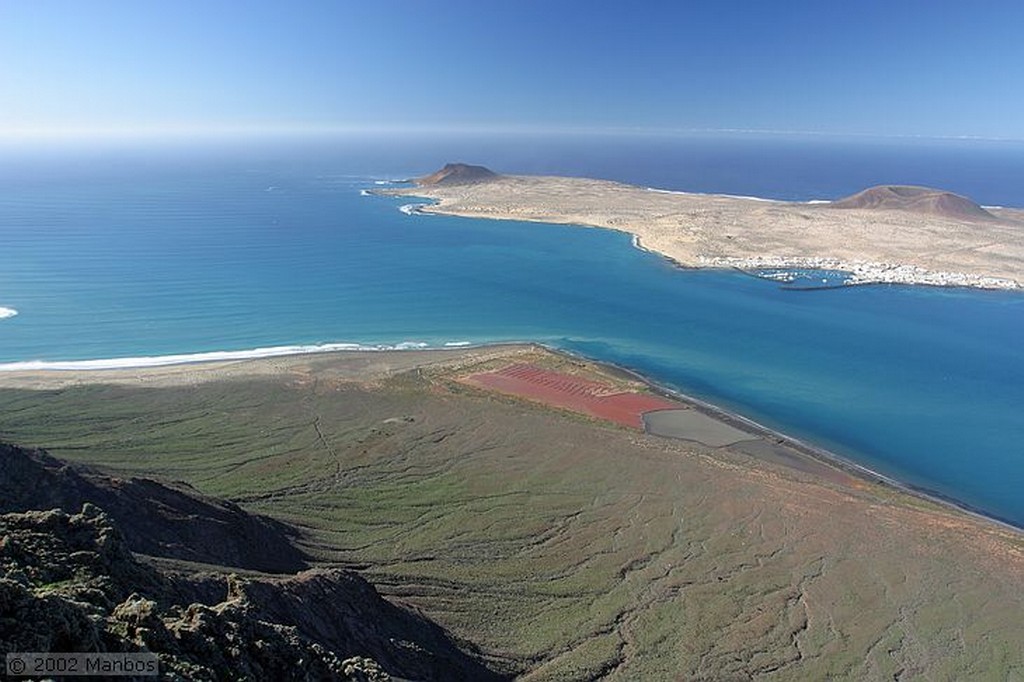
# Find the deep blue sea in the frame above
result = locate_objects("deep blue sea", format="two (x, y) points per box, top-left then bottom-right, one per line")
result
(1, 132), (1022, 527)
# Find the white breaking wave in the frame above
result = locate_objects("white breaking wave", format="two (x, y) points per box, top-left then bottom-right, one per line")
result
(713, 193), (779, 203)
(393, 341), (429, 350)
(645, 186), (841, 204)
(374, 180), (392, 186)
(0, 307), (17, 319)
(645, 186), (780, 203)
(443, 341), (472, 347)
(0, 340), (451, 372)
(399, 203), (427, 215)
(359, 189), (372, 196)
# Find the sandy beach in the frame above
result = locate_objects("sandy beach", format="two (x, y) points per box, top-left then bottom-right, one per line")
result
(0, 343), (874, 494)
(391, 175), (1024, 289)
(1, 342), (1015, 532)
(2, 343), (1023, 679)
(0, 345), (525, 390)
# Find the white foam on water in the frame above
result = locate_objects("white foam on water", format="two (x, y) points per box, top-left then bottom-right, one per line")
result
(359, 189), (372, 196)
(716, 193), (779, 202)
(0, 340), (454, 372)
(443, 341), (472, 347)
(393, 341), (429, 350)
(0, 307), (17, 319)
(645, 186), (780, 202)
(630, 234), (654, 255)
(399, 203), (426, 215)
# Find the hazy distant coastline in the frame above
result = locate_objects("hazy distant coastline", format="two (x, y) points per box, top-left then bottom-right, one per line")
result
(393, 168), (1024, 290)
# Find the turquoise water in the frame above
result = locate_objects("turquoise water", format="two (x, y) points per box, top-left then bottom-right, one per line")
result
(1, 140), (1022, 527)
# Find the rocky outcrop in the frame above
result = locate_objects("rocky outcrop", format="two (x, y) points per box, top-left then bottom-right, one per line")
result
(830, 185), (994, 220)
(0, 443), (307, 573)
(417, 163), (498, 186)
(0, 505), (364, 679)
(0, 444), (508, 681)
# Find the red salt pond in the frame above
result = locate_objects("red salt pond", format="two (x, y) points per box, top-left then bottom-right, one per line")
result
(462, 363), (680, 429)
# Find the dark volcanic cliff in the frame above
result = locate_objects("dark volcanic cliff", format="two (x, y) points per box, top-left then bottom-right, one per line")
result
(0, 443), (306, 573)
(0, 504), (382, 679)
(0, 443), (506, 681)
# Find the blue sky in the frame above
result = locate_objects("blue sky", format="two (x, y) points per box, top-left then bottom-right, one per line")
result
(2, 0), (1023, 139)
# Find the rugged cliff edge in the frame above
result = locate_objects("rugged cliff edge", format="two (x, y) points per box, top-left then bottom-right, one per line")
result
(0, 443), (506, 681)
(0, 443), (306, 574)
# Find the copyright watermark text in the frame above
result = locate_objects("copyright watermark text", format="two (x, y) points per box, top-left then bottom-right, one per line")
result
(6, 652), (158, 677)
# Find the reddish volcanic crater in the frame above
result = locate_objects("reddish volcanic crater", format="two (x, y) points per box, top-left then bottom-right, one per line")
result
(461, 363), (680, 428)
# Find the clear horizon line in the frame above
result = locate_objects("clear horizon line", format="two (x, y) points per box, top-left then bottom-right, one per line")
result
(2, 122), (1023, 144)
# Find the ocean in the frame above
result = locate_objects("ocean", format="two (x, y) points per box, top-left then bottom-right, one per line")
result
(1, 132), (1022, 526)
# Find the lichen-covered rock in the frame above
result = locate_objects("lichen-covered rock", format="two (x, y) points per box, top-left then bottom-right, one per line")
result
(342, 656), (392, 682)
(0, 496), (503, 680)
(0, 577), (105, 654)
(0, 442), (506, 680)
(0, 506), (373, 679)
(0, 443), (307, 573)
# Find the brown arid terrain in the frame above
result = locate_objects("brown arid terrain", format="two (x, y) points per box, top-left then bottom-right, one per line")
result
(1, 345), (1023, 680)
(829, 185), (996, 220)
(417, 162), (499, 186)
(392, 168), (1024, 289)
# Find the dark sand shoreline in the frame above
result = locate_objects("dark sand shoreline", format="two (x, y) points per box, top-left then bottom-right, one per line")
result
(377, 186), (1023, 528)
(544, 344), (1024, 533)
(560, 346), (1024, 533)
(1, 340), (1018, 534)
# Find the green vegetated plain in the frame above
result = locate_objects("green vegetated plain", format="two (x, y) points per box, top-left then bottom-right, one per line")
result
(1, 351), (1022, 680)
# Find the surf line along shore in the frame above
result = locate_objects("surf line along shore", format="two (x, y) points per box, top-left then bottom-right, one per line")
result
(517, 343), (1024, 534)
(0, 341), (1019, 534)
(384, 164), (1024, 290)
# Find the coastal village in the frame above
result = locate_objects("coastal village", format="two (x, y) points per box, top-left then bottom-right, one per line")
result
(402, 167), (1024, 293)
(699, 255), (1022, 289)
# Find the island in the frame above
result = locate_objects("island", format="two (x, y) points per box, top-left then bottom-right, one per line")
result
(4, 164), (1024, 681)
(391, 164), (1024, 289)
